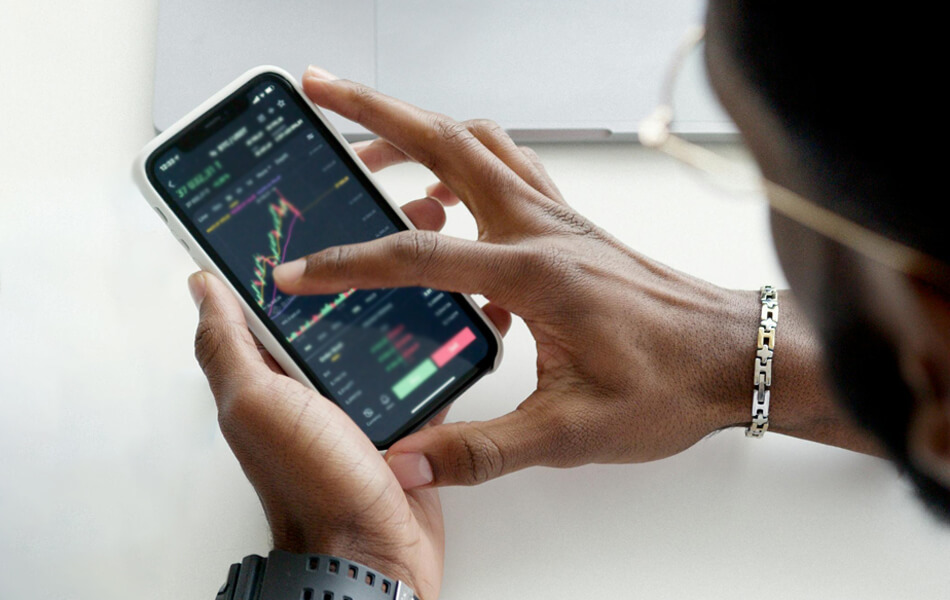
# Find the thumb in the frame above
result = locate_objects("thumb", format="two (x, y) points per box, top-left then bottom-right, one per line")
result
(189, 271), (271, 407)
(385, 401), (559, 489)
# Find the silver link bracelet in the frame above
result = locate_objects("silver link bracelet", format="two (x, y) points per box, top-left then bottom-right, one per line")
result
(747, 286), (777, 438)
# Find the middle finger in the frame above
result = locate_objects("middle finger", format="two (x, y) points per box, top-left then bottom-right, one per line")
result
(399, 197), (446, 232)
(303, 73), (536, 224)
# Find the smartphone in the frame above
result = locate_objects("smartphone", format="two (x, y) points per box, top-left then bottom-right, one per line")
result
(133, 66), (502, 449)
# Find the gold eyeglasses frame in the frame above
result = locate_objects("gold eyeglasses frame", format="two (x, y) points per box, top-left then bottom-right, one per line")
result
(638, 25), (948, 291)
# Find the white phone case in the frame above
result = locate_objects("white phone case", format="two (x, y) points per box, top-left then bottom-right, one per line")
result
(132, 66), (503, 441)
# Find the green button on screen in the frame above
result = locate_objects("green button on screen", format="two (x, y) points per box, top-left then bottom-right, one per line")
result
(392, 358), (438, 400)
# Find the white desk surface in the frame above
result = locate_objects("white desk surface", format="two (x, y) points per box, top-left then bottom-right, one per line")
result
(2, 2), (948, 599)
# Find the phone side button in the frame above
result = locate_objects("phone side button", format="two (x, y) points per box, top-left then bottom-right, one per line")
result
(178, 238), (190, 252)
(154, 206), (169, 224)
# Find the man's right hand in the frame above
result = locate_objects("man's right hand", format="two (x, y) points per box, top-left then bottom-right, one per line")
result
(272, 68), (778, 489)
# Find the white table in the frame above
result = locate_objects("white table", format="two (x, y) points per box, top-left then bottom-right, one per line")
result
(2, 2), (948, 599)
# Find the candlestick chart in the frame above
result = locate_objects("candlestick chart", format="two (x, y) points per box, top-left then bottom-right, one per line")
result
(286, 289), (356, 342)
(250, 189), (303, 314)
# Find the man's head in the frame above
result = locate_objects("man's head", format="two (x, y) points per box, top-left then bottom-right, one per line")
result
(703, 0), (950, 519)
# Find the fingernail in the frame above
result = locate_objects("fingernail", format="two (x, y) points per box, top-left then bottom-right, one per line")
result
(306, 65), (338, 81)
(273, 259), (306, 285)
(187, 272), (207, 307)
(387, 453), (434, 489)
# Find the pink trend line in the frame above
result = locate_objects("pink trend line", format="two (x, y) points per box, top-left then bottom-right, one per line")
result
(266, 213), (301, 316)
(280, 213), (300, 263)
(230, 193), (257, 215)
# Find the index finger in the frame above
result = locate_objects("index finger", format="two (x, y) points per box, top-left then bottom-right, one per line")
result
(302, 72), (526, 221)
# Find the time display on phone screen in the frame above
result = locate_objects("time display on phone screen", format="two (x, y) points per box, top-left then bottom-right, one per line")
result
(147, 74), (497, 445)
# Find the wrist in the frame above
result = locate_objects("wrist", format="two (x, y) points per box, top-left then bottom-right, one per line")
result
(706, 288), (884, 455)
(695, 287), (764, 435)
(217, 550), (420, 600)
(271, 540), (418, 597)
(763, 294), (884, 454)
(269, 524), (434, 600)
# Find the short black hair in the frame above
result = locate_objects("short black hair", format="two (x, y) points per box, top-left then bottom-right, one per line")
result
(709, 1), (942, 263)
(708, 0), (950, 520)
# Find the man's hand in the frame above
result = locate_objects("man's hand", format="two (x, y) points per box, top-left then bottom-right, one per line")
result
(189, 195), (511, 600)
(270, 67), (771, 490)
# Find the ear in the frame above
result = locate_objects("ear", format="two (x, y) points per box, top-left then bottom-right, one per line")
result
(908, 392), (950, 488)
(903, 277), (950, 484)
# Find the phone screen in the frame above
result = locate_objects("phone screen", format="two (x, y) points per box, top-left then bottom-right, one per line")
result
(146, 72), (498, 447)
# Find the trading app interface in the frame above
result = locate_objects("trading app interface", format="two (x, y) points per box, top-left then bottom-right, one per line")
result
(150, 75), (495, 443)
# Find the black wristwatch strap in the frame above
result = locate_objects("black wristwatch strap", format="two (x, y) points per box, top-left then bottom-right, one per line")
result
(216, 550), (419, 600)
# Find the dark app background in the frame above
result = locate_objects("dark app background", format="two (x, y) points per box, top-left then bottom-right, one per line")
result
(148, 75), (495, 444)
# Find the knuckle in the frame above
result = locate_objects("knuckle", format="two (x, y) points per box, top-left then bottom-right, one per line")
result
(391, 231), (439, 278)
(413, 113), (467, 172)
(465, 118), (506, 139)
(348, 80), (374, 99)
(194, 317), (260, 407)
(347, 80), (378, 123)
(215, 378), (271, 434)
(428, 114), (469, 145)
(315, 245), (352, 279)
(450, 425), (506, 485)
(519, 145), (539, 161)
(194, 318), (226, 374)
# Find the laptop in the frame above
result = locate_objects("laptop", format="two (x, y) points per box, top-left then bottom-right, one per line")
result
(153, 0), (734, 141)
